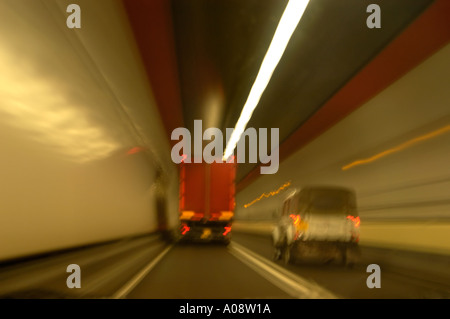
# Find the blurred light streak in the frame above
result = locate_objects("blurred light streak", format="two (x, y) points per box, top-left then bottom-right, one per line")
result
(342, 124), (450, 171)
(244, 181), (291, 208)
(223, 0), (310, 161)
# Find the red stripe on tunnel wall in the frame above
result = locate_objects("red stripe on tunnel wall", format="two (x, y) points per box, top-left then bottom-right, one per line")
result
(122, 0), (184, 144)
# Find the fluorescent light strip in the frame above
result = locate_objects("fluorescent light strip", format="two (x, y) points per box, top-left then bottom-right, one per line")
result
(223, 0), (310, 161)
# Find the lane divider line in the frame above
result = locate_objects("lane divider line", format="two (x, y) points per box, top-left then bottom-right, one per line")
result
(111, 245), (173, 299)
(228, 242), (338, 299)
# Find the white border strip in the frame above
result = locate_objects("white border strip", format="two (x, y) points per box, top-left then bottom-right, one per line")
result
(112, 245), (173, 299)
(228, 242), (338, 299)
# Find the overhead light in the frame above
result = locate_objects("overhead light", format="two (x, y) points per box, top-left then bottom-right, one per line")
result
(223, 0), (311, 161)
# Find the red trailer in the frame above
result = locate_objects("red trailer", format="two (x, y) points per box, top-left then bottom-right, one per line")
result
(178, 160), (236, 244)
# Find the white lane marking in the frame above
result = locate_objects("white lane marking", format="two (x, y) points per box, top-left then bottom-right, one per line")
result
(0, 236), (160, 296)
(228, 242), (338, 299)
(111, 245), (173, 299)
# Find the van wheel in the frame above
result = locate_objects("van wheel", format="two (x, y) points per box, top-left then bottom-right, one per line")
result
(282, 246), (291, 264)
(342, 250), (355, 268)
(273, 248), (281, 261)
(345, 258), (355, 268)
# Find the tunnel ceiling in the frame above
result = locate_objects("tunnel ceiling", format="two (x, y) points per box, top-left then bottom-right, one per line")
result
(123, 0), (435, 184)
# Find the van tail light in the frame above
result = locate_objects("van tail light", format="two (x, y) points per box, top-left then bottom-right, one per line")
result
(289, 214), (301, 226)
(346, 215), (360, 227)
(289, 214), (302, 240)
(347, 216), (360, 243)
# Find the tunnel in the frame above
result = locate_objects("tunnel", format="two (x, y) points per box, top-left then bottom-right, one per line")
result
(0, 0), (449, 304)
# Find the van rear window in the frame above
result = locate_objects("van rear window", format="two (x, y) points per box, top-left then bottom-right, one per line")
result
(310, 194), (346, 210)
(298, 188), (357, 214)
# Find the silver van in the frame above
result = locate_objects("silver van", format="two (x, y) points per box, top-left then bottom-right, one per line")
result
(272, 186), (361, 265)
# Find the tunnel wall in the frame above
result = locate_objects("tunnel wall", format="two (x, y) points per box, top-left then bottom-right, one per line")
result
(0, 0), (179, 261)
(235, 43), (450, 255)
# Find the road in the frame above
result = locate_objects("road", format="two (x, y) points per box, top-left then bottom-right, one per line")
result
(0, 232), (449, 299)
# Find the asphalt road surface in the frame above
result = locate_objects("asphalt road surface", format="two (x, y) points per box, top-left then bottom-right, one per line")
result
(1, 232), (449, 299)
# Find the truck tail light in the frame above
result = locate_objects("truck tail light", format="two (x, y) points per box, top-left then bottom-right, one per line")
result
(181, 223), (190, 235)
(223, 226), (232, 236)
(219, 211), (234, 221)
(180, 211), (195, 220)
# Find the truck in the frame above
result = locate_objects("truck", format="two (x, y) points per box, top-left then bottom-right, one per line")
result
(177, 160), (236, 244)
